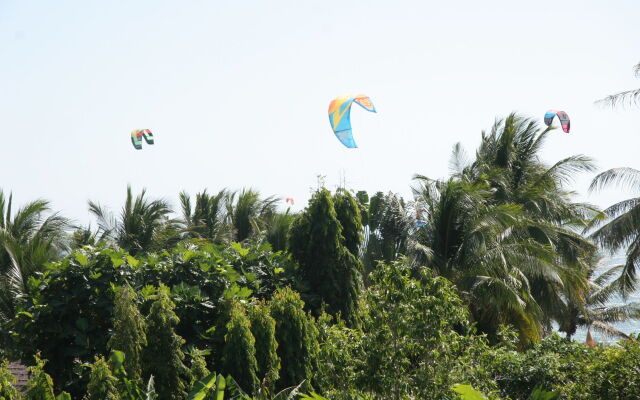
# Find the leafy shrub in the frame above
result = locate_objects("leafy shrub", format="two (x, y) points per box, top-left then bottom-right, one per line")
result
(488, 334), (596, 399)
(0, 359), (21, 400)
(590, 336), (640, 400)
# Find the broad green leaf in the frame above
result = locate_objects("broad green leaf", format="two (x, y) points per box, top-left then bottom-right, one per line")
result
(17, 311), (33, 318)
(109, 350), (126, 375)
(56, 392), (72, 400)
(187, 372), (218, 400)
(109, 253), (124, 267)
(529, 386), (559, 400)
(74, 252), (88, 266)
(126, 254), (140, 267)
(183, 250), (196, 262)
(140, 285), (157, 299)
(231, 242), (249, 257)
(273, 380), (308, 400)
(237, 286), (253, 298)
(452, 384), (488, 400)
(205, 325), (217, 335)
(299, 393), (329, 400)
(214, 374), (226, 400)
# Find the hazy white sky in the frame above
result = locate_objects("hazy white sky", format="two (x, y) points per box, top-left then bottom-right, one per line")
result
(1, 0), (639, 224)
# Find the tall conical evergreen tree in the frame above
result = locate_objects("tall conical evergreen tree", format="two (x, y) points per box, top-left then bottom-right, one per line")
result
(108, 284), (146, 382)
(269, 287), (319, 390)
(143, 285), (190, 400)
(86, 356), (121, 400)
(288, 188), (361, 322)
(247, 301), (280, 393)
(333, 189), (363, 257)
(221, 300), (259, 394)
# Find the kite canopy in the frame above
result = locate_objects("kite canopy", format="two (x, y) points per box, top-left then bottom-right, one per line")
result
(285, 197), (295, 206)
(544, 110), (570, 133)
(328, 94), (376, 148)
(131, 129), (155, 150)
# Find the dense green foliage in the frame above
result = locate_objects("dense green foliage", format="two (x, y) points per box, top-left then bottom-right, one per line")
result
(3, 113), (640, 399)
(23, 355), (56, 400)
(359, 260), (498, 399)
(89, 186), (177, 255)
(86, 356), (121, 400)
(0, 191), (68, 336)
(0, 360), (20, 400)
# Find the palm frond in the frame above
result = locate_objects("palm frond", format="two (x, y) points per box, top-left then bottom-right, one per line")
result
(589, 321), (630, 339)
(537, 155), (596, 187)
(596, 88), (640, 108)
(589, 167), (640, 193)
(449, 142), (471, 176)
(179, 191), (192, 225)
(88, 200), (118, 241)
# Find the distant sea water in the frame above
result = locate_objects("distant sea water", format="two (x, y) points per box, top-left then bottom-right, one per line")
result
(570, 255), (640, 343)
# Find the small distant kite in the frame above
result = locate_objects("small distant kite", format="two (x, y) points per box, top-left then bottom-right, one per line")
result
(285, 197), (295, 206)
(131, 129), (155, 150)
(328, 94), (376, 148)
(544, 110), (570, 133)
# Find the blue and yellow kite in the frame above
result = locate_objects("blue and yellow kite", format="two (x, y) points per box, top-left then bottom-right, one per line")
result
(328, 94), (376, 148)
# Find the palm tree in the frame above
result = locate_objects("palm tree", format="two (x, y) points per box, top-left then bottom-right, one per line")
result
(596, 61), (640, 107)
(412, 176), (549, 344)
(68, 224), (103, 249)
(412, 114), (598, 343)
(560, 259), (640, 341)
(587, 167), (640, 296)
(465, 114), (598, 332)
(359, 191), (414, 280)
(0, 191), (68, 324)
(179, 189), (231, 243)
(263, 211), (295, 252)
(88, 186), (177, 255)
(226, 189), (278, 242)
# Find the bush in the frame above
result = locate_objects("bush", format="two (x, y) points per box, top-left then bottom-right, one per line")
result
(86, 356), (121, 400)
(357, 259), (499, 399)
(24, 354), (56, 400)
(0, 359), (21, 400)
(590, 337), (640, 400)
(488, 333), (599, 400)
